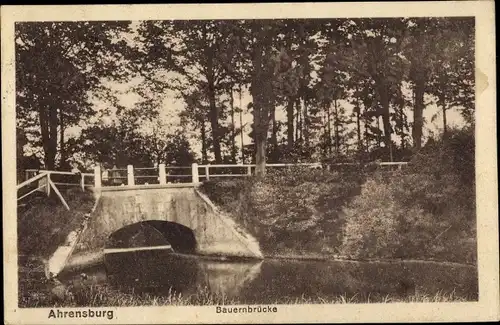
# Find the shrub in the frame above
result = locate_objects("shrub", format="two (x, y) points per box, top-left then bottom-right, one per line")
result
(200, 166), (365, 256)
(341, 176), (444, 259)
(340, 128), (476, 264)
(200, 178), (249, 207)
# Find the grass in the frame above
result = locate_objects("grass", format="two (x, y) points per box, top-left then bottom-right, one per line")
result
(17, 188), (96, 307)
(21, 283), (236, 308)
(17, 188), (95, 258)
(20, 283), (470, 308)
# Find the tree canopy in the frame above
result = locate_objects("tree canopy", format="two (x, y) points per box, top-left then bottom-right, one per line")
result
(15, 18), (474, 175)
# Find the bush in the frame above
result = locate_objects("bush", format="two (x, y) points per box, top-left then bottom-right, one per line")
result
(199, 178), (249, 208)
(201, 128), (476, 264)
(340, 128), (476, 264)
(200, 166), (365, 256)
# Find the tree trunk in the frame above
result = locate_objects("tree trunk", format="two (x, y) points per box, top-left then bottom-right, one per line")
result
(39, 103), (52, 169)
(355, 96), (362, 153)
(286, 97), (295, 152)
(59, 109), (65, 168)
(239, 88), (245, 163)
(201, 121), (208, 163)
(412, 80), (425, 150)
(229, 87), (237, 163)
(208, 82), (221, 164)
(381, 110), (393, 162)
(326, 103), (332, 155)
(255, 136), (267, 177)
(39, 100), (57, 170)
(399, 100), (406, 150)
(295, 104), (299, 144)
(296, 97), (302, 142)
(439, 91), (448, 136)
(203, 25), (221, 164)
(270, 106), (278, 162)
(364, 117), (370, 154)
(48, 105), (58, 170)
(251, 22), (270, 178)
(334, 99), (340, 155)
(252, 100), (267, 177)
(303, 96), (309, 148)
(377, 116), (382, 147)
(376, 80), (393, 162)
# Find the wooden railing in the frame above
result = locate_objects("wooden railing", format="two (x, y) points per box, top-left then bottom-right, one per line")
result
(24, 169), (95, 189)
(18, 170), (95, 210)
(92, 161), (409, 188)
(18, 161), (408, 208)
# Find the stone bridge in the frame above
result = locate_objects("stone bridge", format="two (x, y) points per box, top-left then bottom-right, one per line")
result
(68, 184), (262, 270)
(38, 162), (408, 275)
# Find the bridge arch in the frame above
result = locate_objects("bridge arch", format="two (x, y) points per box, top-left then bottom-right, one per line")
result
(75, 187), (262, 262)
(105, 220), (197, 254)
(104, 220), (200, 291)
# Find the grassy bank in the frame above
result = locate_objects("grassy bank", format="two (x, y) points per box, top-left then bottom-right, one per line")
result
(18, 188), (95, 307)
(200, 130), (476, 265)
(201, 167), (363, 257)
(20, 282), (469, 307)
(18, 188), (95, 258)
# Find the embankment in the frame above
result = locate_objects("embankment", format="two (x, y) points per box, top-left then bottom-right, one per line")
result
(18, 188), (95, 307)
(200, 140), (477, 265)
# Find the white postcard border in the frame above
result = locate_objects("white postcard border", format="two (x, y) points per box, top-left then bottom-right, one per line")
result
(2, 2), (498, 324)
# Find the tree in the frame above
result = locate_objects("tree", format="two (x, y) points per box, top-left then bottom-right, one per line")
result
(343, 19), (409, 161)
(426, 18), (475, 135)
(15, 21), (132, 169)
(248, 21), (279, 176)
(162, 132), (196, 167)
(405, 17), (474, 147)
(138, 20), (242, 164)
(179, 89), (211, 163)
(317, 40), (350, 157)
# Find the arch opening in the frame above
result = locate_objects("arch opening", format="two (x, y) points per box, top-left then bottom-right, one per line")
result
(105, 220), (197, 254)
(104, 221), (199, 293)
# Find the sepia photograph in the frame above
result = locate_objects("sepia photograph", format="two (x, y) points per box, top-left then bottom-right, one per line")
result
(2, 2), (498, 324)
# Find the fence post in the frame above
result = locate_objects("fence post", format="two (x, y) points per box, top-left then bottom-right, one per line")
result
(192, 163), (199, 184)
(159, 163), (166, 185)
(81, 174), (85, 191)
(127, 165), (135, 186)
(205, 165), (210, 181)
(46, 174), (51, 196)
(94, 165), (102, 188)
(247, 166), (252, 176)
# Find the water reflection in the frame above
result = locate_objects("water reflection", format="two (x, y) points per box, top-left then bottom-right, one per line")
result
(61, 251), (478, 303)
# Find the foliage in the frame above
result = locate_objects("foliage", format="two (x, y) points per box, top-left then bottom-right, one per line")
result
(74, 107), (195, 169)
(340, 129), (476, 263)
(200, 129), (475, 264)
(15, 21), (132, 169)
(201, 166), (365, 255)
(15, 18), (475, 172)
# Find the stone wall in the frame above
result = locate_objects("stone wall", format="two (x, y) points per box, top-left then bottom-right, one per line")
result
(74, 186), (262, 260)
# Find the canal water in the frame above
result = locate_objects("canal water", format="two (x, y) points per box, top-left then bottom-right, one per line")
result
(59, 250), (478, 303)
